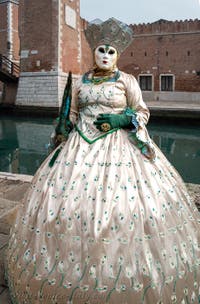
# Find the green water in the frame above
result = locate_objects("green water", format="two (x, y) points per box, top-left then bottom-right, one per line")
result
(0, 116), (199, 184)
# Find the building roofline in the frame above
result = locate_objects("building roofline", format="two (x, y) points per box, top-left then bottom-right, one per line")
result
(134, 30), (200, 38)
(130, 19), (200, 35)
(130, 18), (200, 27)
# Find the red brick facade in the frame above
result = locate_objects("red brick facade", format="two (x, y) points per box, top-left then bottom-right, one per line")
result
(81, 18), (93, 73)
(0, 0), (19, 62)
(61, 0), (80, 74)
(11, 1), (19, 62)
(18, 0), (92, 75)
(118, 19), (200, 92)
(18, 0), (59, 72)
(0, 3), (7, 56)
(0, 0), (20, 100)
(1, 1), (199, 104)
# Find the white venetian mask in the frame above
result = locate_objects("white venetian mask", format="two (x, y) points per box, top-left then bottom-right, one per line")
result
(94, 45), (118, 71)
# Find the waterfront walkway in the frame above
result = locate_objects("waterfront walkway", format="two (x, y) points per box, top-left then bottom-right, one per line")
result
(0, 99), (200, 119)
(146, 100), (200, 119)
(0, 172), (199, 303)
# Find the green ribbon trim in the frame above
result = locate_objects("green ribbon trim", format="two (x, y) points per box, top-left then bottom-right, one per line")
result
(75, 125), (120, 144)
(48, 146), (62, 167)
(82, 70), (120, 85)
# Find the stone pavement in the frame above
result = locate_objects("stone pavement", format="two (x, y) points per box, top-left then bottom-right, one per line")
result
(147, 100), (199, 109)
(0, 172), (199, 303)
(0, 173), (32, 304)
(146, 100), (200, 119)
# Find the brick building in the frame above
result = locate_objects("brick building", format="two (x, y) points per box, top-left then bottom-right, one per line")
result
(14, 0), (92, 107)
(0, 1), (200, 106)
(119, 19), (200, 102)
(0, 0), (20, 100)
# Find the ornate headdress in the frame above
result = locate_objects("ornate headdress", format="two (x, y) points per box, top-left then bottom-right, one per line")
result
(84, 17), (134, 54)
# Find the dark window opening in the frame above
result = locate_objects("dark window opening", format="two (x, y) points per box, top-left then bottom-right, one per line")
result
(7, 41), (11, 50)
(166, 51), (168, 56)
(139, 75), (152, 91)
(161, 75), (173, 91)
(130, 52), (133, 57)
(144, 51), (147, 56)
(187, 51), (190, 56)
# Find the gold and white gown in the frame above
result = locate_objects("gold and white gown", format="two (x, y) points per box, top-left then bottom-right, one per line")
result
(6, 71), (200, 304)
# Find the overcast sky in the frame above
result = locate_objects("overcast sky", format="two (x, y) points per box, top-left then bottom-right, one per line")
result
(80, 0), (200, 25)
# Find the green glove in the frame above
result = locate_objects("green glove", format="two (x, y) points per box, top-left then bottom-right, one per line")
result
(48, 119), (73, 168)
(94, 113), (132, 131)
(54, 118), (73, 146)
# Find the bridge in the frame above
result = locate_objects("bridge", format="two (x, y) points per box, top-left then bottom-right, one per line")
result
(0, 54), (20, 83)
(0, 54), (20, 104)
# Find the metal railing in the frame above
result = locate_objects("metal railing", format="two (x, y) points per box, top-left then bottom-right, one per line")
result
(0, 54), (20, 79)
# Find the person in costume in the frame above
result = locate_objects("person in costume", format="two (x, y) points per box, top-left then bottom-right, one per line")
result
(5, 18), (200, 304)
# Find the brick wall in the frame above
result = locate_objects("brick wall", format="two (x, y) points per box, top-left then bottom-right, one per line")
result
(0, 1), (19, 62)
(61, 0), (81, 74)
(12, 2), (19, 63)
(19, 0), (58, 72)
(9, 4), (200, 105)
(0, 3), (7, 56)
(60, 0), (92, 74)
(80, 18), (93, 73)
(16, 0), (92, 107)
(118, 19), (200, 93)
(18, 0), (92, 75)
(131, 19), (200, 35)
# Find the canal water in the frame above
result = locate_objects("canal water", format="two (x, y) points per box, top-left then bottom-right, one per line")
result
(0, 115), (199, 184)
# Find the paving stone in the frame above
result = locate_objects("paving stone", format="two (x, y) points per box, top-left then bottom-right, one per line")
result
(0, 236), (9, 288)
(0, 198), (21, 234)
(186, 183), (200, 211)
(0, 197), (18, 215)
(0, 180), (30, 203)
(0, 285), (5, 294)
(0, 288), (12, 304)
(0, 235), (9, 250)
(0, 243), (8, 287)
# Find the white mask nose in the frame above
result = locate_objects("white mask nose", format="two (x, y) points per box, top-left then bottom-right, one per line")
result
(103, 54), (109, 59)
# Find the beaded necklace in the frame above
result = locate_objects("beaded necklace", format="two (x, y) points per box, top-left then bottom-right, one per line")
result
(82, 70), (120, 85)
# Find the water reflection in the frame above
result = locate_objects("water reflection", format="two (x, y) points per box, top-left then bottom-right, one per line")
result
(0, 119), (19, 173)
(0, 116), (199, 183)
(0, 117), (54, 175)
(149, 124), (200, 184)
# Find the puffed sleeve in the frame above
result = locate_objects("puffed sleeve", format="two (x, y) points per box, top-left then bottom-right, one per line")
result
(123, 72), (156, 161)
(125, 73), (150, 126)
(69, 76), (81, 124)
